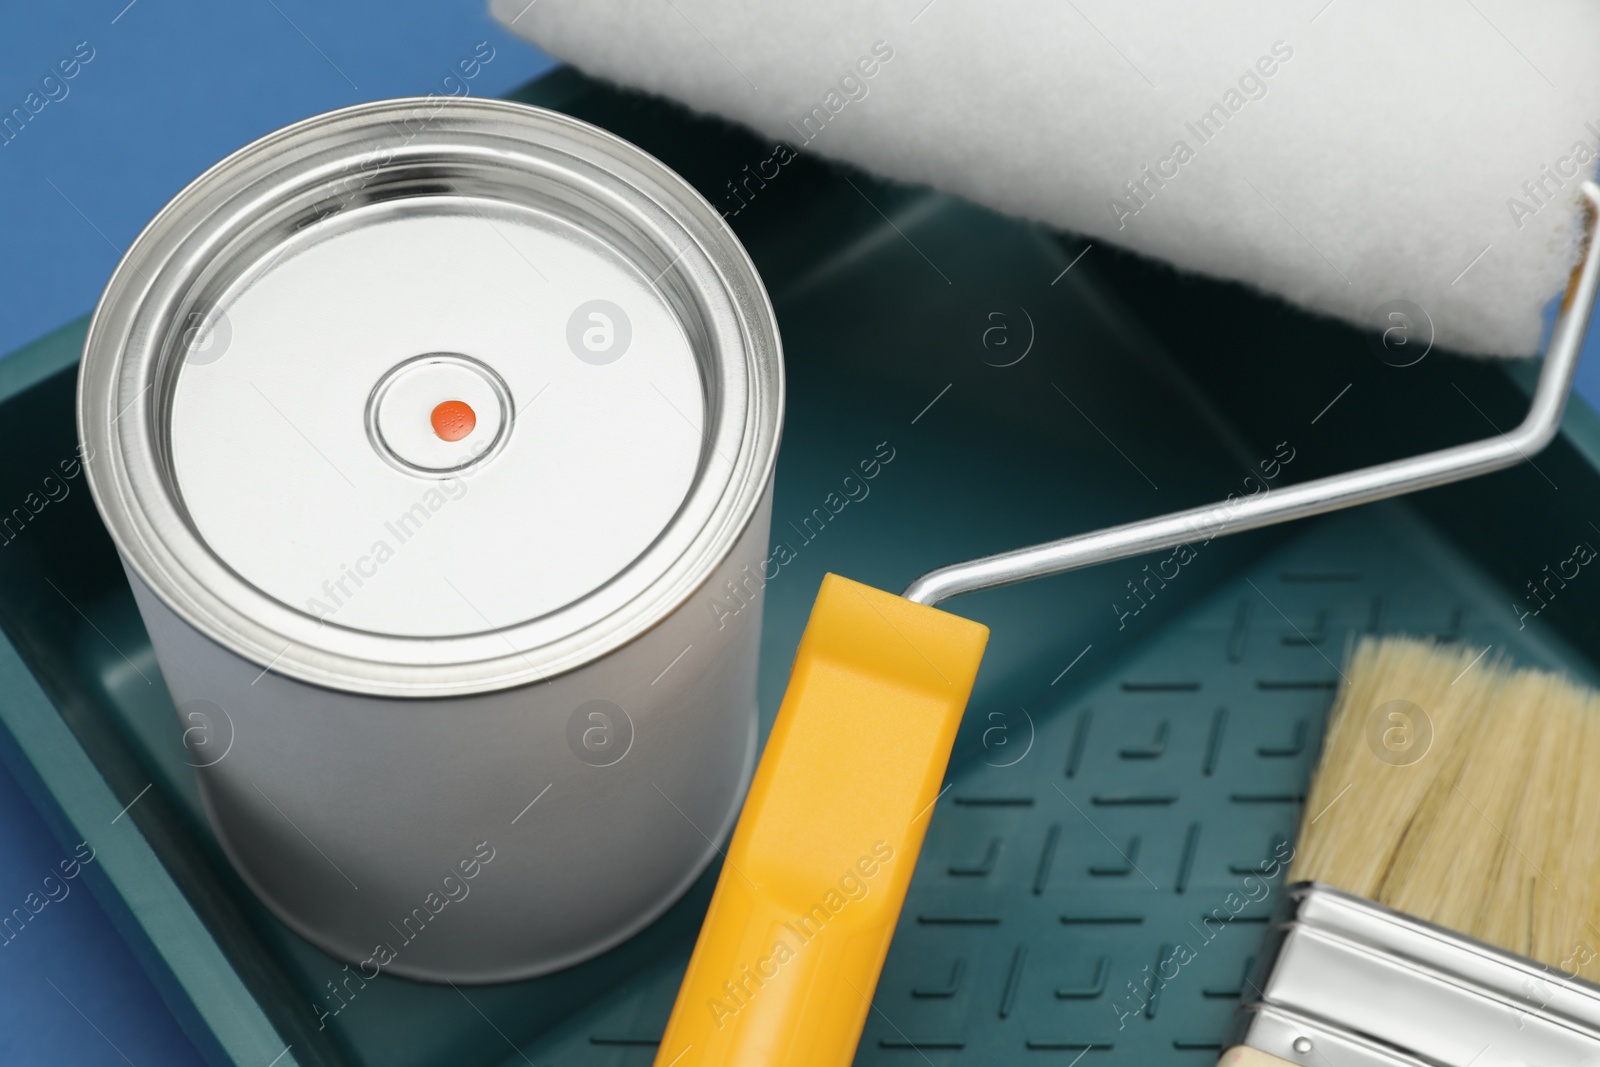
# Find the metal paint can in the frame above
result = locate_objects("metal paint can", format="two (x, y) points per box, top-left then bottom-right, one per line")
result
(78, 98), (783, 983)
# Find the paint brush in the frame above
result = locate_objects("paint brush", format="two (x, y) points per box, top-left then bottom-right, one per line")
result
(1222, 636), (1600, 1067)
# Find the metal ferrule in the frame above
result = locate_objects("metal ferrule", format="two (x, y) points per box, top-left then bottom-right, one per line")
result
(1231, 882), (1600, 1067)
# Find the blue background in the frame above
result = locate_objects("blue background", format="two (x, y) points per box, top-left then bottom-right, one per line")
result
(0, 3), (553, 1063)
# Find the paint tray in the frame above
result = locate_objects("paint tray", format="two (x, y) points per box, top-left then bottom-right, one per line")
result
(2, 66), (1599, 1066)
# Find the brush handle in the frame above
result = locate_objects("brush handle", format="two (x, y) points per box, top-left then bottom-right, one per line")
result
(652, 574), (989, 1067)
(1218, 1048), (1297, 1067)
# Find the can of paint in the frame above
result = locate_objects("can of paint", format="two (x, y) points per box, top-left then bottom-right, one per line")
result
(77, 98), (783, 983)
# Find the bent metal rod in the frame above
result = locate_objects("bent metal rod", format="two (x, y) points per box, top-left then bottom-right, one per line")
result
(905, 181), (1600, 607)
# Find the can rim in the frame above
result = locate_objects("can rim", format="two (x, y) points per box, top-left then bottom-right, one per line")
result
(78, 97), (783, 698)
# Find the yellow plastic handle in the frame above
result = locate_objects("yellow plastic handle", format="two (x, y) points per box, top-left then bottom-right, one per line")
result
(653, 574), (989, 1067)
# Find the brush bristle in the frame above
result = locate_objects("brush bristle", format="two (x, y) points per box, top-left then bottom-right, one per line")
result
(1292, 636), (1600, 979)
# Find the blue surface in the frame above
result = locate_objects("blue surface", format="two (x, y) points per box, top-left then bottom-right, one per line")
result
(0, 0), (556, 360)
(1554, 301), (1600, 411)
(0, 3), (553, 1063)
(0, 762), (209, 1067)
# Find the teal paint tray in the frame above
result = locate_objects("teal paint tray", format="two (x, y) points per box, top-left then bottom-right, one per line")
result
(3, 66), (1600, 1065)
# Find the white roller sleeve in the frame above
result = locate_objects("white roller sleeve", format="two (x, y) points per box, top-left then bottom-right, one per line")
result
(492, 0), (1600, 357)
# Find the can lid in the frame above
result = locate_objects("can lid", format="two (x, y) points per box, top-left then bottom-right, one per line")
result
(79, 99), (783, 697)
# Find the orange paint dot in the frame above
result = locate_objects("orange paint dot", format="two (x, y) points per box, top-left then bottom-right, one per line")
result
(430, 400), (476, 442)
